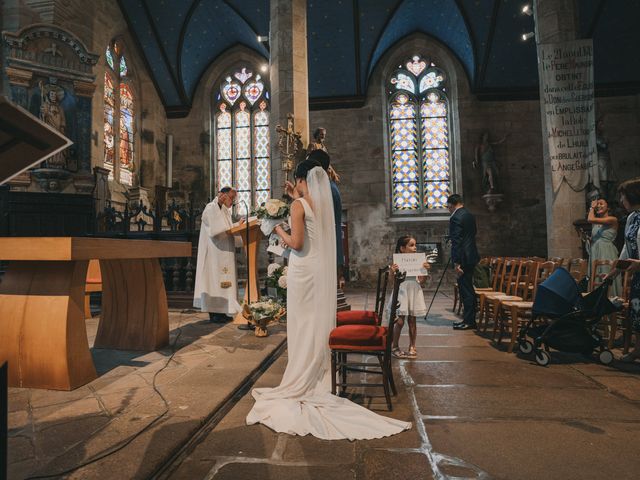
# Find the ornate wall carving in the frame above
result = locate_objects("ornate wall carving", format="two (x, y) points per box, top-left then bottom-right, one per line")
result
(2, 23), (99, 193)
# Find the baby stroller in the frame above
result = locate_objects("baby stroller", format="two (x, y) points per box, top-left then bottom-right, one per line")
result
(517, 267), (621, 366)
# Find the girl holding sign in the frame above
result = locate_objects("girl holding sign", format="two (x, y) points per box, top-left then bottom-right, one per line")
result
(390, 235), (430, 359)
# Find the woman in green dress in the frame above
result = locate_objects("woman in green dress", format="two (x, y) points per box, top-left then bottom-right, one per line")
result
(587, 198), (621, 296)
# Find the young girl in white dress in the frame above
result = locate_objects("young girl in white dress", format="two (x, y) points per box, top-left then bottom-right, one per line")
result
(246, 159), (411, 440)
(391, 235), (430, 359)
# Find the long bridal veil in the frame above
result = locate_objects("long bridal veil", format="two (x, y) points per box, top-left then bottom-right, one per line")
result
(246, 165), (411, 440)
(306, 166), (337, 354)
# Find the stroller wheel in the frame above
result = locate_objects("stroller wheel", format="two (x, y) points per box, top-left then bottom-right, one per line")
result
(535, 350), (550, 366)
(519, 340), (534, 355)
(599, 349), (614, 365)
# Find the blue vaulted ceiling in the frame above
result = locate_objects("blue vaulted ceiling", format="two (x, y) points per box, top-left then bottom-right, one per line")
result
(117, 0), (640, 116)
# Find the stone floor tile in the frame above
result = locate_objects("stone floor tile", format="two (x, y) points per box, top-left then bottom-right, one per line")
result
(32, 396), (106, 427)
(414, 333), (491, 347)
(403, 360), (597, 388)
(426, 420), (640, 480)
(587, 375), (640, 401)
(7, 434), (35, 465)
(211, 462), (356, 480)
(357, 450), (433, 480)
(8, 389), (30, 413)
(280, 434), (356, 464)
(414, 384), (640, 421)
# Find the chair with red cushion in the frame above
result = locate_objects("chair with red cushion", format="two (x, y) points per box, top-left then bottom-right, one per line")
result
(336, 266), (389, 327)
(329, 270), (405, 411)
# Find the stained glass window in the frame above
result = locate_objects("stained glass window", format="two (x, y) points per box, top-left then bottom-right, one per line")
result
(103, 73), (115, 179)
(105, 46), (114, 70)
(214, 67), (271, 215)
(388, 55), (450, 213)
(103, 40), (134, 186)
(119, 55), (128, 77)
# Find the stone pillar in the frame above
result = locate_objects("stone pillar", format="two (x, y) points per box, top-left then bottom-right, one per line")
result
(535, 0), (584, 259)
(269, 0), (309, 197)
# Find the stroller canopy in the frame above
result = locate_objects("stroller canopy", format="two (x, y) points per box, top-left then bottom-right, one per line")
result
(532, 268), (580, 318)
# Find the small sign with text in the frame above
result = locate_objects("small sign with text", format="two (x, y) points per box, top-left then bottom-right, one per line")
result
(393, 253), (428, 277)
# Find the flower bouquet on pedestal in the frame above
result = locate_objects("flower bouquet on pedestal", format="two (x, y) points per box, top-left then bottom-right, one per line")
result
(242, 298), (286, 337)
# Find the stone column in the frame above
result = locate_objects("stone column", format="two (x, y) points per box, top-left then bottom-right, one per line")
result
(535, 0), (584, 259)
(269, 0), (309, 198)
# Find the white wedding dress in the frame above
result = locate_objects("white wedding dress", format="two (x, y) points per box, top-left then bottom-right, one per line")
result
(246, 167), (411, 440)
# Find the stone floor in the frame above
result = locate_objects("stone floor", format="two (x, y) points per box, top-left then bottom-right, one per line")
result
(6, 290), (640, 479)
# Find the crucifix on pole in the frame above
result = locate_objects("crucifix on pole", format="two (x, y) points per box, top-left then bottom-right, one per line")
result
(275, 113), (303, 186)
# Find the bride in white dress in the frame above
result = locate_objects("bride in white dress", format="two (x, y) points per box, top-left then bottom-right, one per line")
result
(246, 159), (411, 440)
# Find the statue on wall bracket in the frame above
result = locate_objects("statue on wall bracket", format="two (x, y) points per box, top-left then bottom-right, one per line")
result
(474, 131), (507, 212)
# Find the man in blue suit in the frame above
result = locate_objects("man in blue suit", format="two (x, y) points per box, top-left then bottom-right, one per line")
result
(447, 194), (480, 330)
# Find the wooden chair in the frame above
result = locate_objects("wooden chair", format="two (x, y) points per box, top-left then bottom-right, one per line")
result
(496, 261), (556, 353)
(549, 257), (565, 268)
(454, 257), (491, 315)
(329, 270), (405, 411)
(567, 258), (588, 284)
(84, 259), (102, 318)
(614, 269), (634, 353)
(476, 258), (521, 330)
(589, 259), (615, 291)
(336, 266), (389, 327)
(587, 259), (618, 346)
(479, 259), (526, 333)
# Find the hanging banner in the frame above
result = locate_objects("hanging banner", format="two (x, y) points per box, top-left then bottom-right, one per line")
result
(538, 39), (596, 192)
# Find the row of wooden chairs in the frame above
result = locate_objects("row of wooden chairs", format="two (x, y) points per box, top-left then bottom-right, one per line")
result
(458, 256), (635, 354)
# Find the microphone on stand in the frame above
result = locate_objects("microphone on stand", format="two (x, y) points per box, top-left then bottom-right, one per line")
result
(237, 198), (254, 331)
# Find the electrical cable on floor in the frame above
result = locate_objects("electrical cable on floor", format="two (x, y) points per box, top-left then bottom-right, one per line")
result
(24, 319), (186, 480)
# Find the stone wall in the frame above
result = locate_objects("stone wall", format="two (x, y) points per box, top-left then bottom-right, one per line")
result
(309, 36), (640, 283)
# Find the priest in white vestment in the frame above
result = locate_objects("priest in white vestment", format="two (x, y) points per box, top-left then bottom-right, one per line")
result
(194, 187), (243, 322)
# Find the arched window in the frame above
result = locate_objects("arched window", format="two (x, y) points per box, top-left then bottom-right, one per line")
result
(387, 55), (450, 214)
(213, 67), (270, 215)
(103, 41), (134, 186)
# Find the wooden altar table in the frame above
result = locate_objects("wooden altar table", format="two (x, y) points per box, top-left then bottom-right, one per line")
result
(0, 237), (191, 390)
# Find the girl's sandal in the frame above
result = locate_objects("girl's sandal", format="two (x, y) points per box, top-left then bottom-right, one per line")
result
(406, 348), (418, 359)
(392, 348), (408, 359)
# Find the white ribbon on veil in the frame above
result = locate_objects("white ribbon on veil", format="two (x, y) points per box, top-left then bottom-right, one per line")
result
(305, 166), (337, 341)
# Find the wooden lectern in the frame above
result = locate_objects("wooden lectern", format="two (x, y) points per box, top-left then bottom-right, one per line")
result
(227, 219), (262, 324)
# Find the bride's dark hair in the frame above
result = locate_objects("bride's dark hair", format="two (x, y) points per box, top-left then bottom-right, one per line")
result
(294, 158), (322, 180)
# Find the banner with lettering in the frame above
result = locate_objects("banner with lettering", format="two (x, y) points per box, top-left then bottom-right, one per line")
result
(538, 39), (596, 192)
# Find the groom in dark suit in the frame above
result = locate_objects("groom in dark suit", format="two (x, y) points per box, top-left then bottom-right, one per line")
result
(447, 194), (480, 330)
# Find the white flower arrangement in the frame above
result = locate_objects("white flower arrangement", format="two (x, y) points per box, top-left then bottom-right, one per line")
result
(255, 199), (290, 237)
(266, 263), (287, 300)
(243, 298), (286, 337)
(267, 263), (281, 277)
(255, 199), (289, 220)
